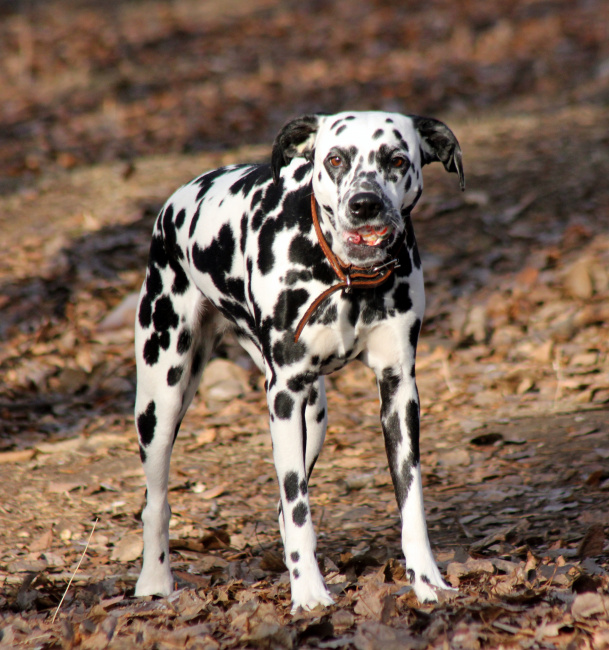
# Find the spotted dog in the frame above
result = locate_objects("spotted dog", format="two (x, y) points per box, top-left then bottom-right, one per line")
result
(134, 111), (464, 611)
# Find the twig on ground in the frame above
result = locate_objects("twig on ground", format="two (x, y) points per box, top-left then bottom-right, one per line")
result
(51, 518), (98, 624)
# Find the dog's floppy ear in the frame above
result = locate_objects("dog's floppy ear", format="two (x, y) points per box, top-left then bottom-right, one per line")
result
(411, 116), (465, 191)
(271, 114), (321, 183)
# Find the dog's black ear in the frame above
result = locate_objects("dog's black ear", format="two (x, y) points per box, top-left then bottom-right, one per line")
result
(411, 116), (465, 191)
(271, 114), (321, 183)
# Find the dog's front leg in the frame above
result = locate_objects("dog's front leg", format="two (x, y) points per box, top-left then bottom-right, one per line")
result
(376, 365), (453, 603)
(267, 378), (334, 612)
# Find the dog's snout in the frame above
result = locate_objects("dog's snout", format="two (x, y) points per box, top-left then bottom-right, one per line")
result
(348, 193), (383, 222)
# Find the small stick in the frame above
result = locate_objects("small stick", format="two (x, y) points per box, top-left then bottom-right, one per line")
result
(51, 518), (98, 624)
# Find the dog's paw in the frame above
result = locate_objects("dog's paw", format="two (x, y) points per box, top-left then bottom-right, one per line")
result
(290, 571), (335, 613)
(412, 572), (457, 603)
(135, 570), (174, 597)
(409, 563), (457, 603)
(405, 545), (457, 604)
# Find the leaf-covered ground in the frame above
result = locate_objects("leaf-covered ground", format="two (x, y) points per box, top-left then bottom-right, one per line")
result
(0, 0), (608, 647)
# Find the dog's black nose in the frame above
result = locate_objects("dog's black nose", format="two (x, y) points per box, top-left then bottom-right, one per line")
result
(348, 193), (383, 222)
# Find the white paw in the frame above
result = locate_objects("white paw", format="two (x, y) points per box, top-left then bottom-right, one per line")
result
(405, 546), (457, 603)
(290, 571), (335, 613)
(135, 569), (174, 597)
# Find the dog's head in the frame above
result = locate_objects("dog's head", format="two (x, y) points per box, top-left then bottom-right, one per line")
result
(272, 111), (464, 267)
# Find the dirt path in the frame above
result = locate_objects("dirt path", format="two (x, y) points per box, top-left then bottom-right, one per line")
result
(0, 0), (608, 647)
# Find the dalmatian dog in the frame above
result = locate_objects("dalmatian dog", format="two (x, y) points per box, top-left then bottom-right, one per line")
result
(134, 111), (464, 611)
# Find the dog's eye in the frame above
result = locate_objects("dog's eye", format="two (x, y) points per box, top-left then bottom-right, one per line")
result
(391, 156), (406, 168)
(328, 156), (343, 167)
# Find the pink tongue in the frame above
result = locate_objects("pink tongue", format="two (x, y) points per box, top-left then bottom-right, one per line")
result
(347, 232), (363, 244)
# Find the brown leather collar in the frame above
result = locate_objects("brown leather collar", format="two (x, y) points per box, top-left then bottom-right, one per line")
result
(294, 194), (403, 342)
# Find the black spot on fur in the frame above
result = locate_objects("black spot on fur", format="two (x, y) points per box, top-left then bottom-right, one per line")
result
(149, 234), (168, 269)
(167, 365), (183, 386)
(143, 334), (160, 366)
(287, 371), (317, 393)
(146, 265), (163, 300)
(285, 269), (313, 286)
(382, 411), (414, 509)
(308, 385), (319, 405)
(170, 261), (189, 295)
(292, 502), (308, 527)
(347, 297), (360, 327)
(139, 445), (147, 463)
(405, 399), (420, 465)
(274, 391), (295, 419)
(257, 218), (279, 274)
(153, 296), (179, 331)
(191, 350), (203, 376)
(379, 368), (401, 417)
(229, 165), (271, 196)
(410, 319), (421, 349)
(392, 129), (409, 151)
(273, 288), (310, 331)
(192, 224), (235, 293)
(316, 408), (326, 423)
(293, 569), (300, 579)
(226, 277), (246, 303)
(138, 294), (152, 328)
(288, 235), (315, 264)
(163, 205), (183, 262)
(394, 282), (413, 313)
(412, 241), (421, 269)
(293, 161), (312, 182)
(159, 552), (165, 564)
(336, 124), (347, 136)
(159, 330), (170, 350)
(137, 400), (157, 446)
(177, 329), (192, 354)
(291, 552), (300, 563)
(284, 472), (299, 502)
(195, 166), (233, 202)
(299, 479), (307, 496)
(361, 304), (378, 325)
(272, 333), (307, 367)
(188, 203), (202, 238)
(239, 213), (248, 254)
(175, 209), (186, 230)
(373, 128), (384, 139)
(260, 175), (284, 214)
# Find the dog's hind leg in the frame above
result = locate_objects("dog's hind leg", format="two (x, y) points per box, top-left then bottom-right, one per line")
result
(134, 238), (224, 596)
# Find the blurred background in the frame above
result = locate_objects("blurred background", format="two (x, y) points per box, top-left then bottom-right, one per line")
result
(1, 0), (608, 181)
(0, 0), (608, 440)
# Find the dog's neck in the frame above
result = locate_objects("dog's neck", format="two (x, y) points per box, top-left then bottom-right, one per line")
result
(293, 195), (404, 343)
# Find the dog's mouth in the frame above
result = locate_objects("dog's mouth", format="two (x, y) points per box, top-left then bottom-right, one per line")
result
(343, 225), (394, 247)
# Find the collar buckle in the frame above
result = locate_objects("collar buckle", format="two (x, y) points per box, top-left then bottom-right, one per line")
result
(372, 258), (400, 274)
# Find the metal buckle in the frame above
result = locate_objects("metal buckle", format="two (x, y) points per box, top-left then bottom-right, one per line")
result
(344, 273), (352, 293)
(372, 258), (400, 273)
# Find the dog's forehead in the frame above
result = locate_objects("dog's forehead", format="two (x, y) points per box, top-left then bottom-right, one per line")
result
(318, 111), (417, 152)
